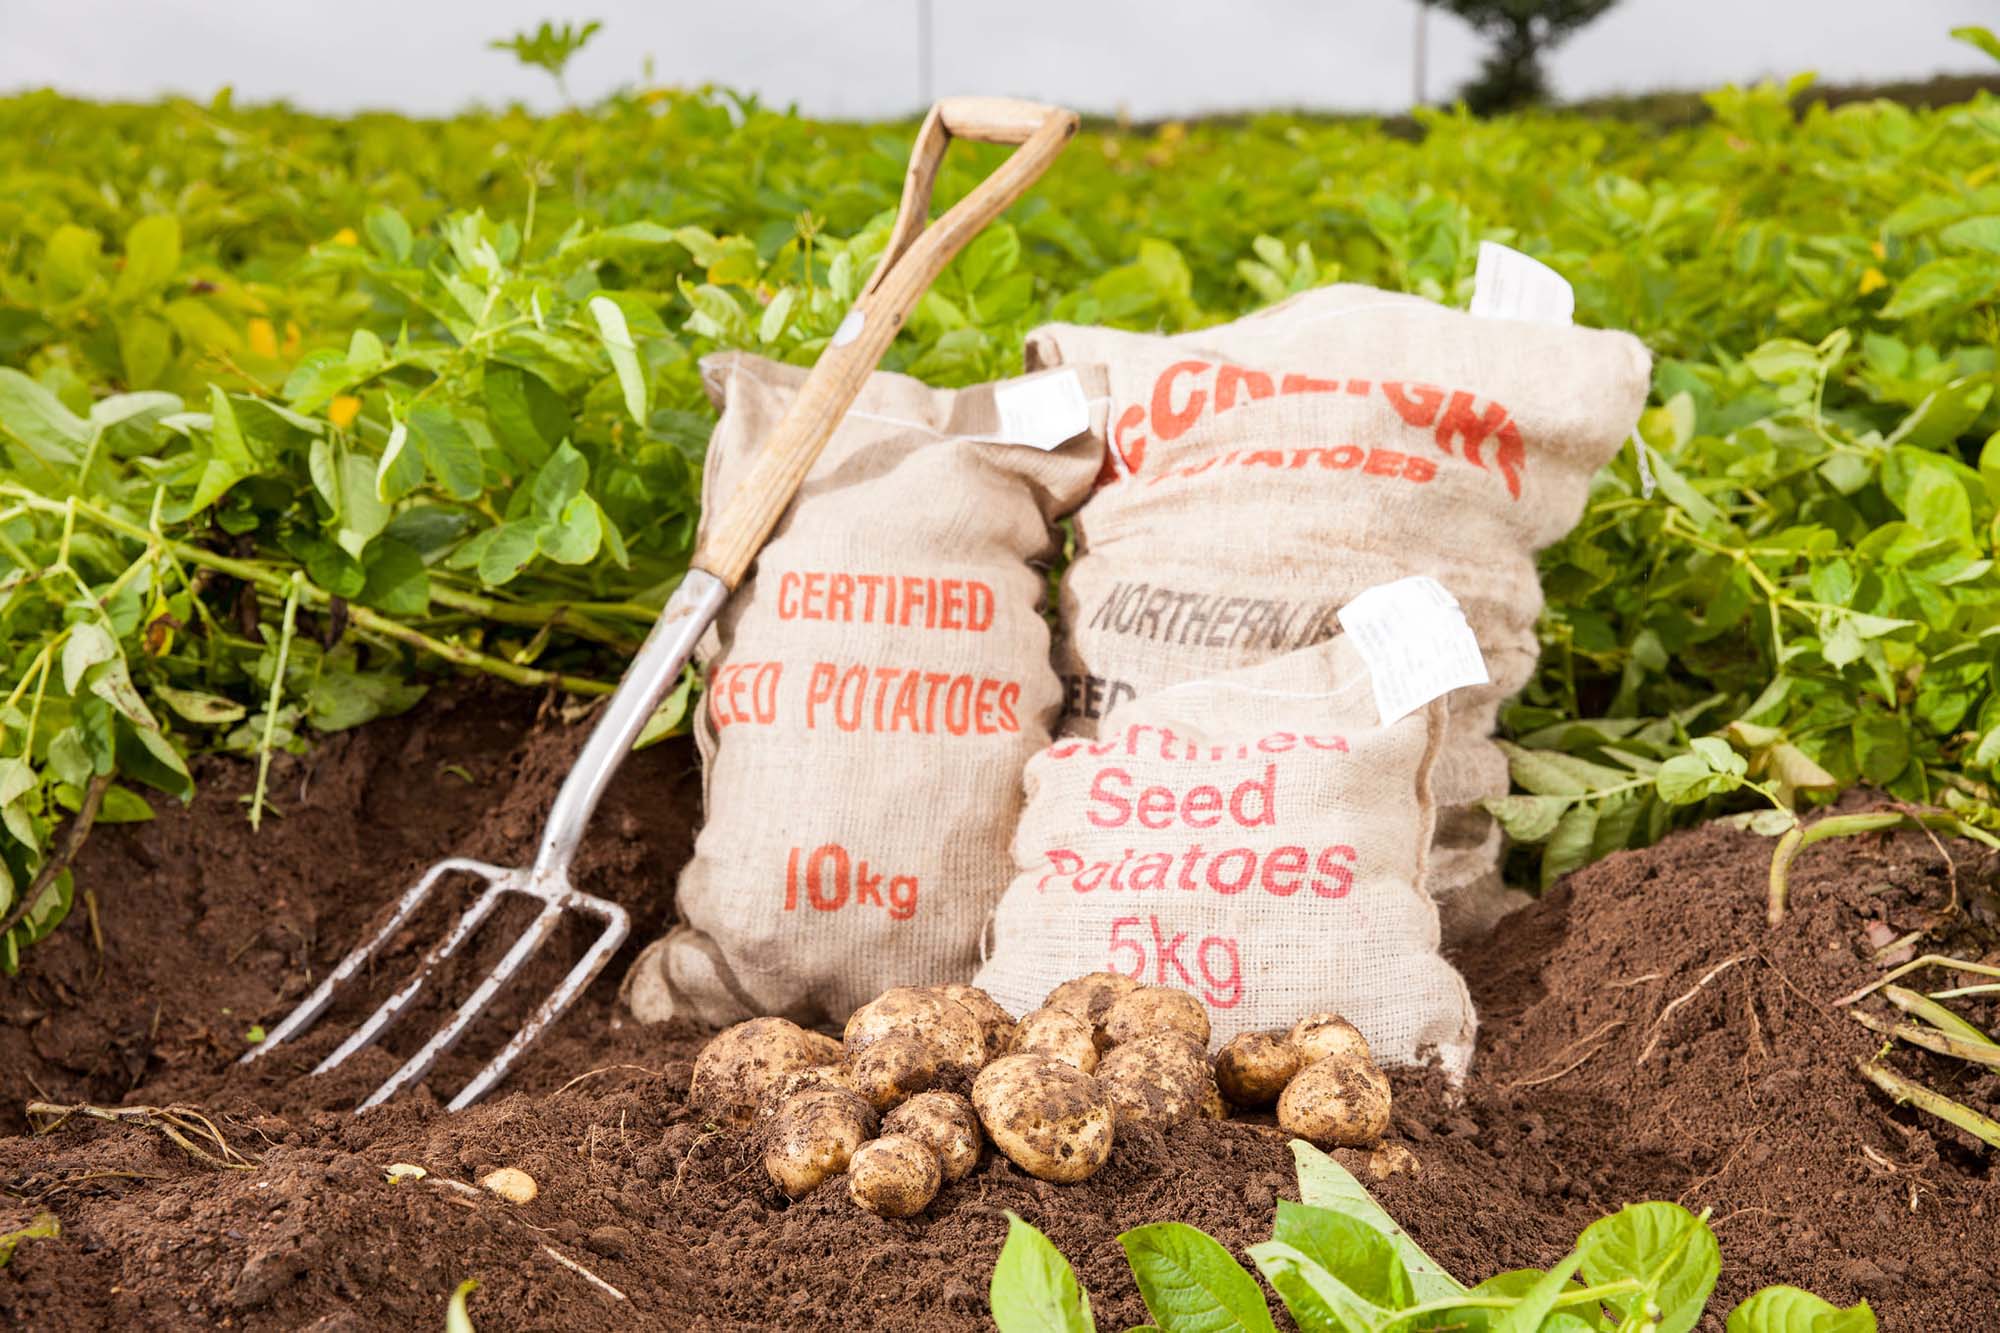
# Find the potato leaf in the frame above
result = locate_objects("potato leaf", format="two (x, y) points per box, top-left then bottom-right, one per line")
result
(1119, 1222), (1275, 1333)
(991, 1212), (1094, 1333)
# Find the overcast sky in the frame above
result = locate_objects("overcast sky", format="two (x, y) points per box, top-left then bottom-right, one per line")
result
(3, 0), (1995, 119)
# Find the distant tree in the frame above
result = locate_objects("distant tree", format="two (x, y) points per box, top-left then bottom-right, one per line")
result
(1422, 0), (1620, 114)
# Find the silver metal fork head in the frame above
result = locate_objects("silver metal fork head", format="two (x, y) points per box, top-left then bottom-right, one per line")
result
(240, 856), (629, 1113)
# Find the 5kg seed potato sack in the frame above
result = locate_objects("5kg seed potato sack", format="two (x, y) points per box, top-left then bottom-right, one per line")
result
(1024, 280), (1649, 942)
(973, 632), (1475, 1075)
(623, 353), (1101, 1026)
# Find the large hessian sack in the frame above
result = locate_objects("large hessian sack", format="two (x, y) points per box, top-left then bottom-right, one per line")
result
(623, 351), (1102, 1027)
(972, 632), (1474, 1074)
(1023, 281), (1651, 942)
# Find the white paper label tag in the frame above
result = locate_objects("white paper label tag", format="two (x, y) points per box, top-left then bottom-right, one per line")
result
(1469, 241), (1574, 327)
(993, 368), (1090, 451)
(1337, 577), (1490, 726)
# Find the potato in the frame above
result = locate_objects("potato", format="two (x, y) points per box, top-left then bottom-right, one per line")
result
(801, 1029), (847, 1066)
(1096, 1032), (1214, 1127)
(933, 984), (1017, 1063)
(883, 1091), (982, 1183)
(1367, 1143), (1420, 1180)
(692, 1017), (840, 1128)
(846, 1134), (943, 1217)
(1043, 972), (1139, 1039)
(1277, 1054), (1392, 1149)
(1201, 1080), (1227, 1121)
(1288, 1012), (1372, 1068)
(1100, 986), (1210, 1050)
(971, 1053), (1115, 1183)
(848, 1033), (940, 1112)
(763, 1087), (877, 1197)
(1214, 1031), (1303, 1108)
(843, 987), (985, 1076)
(753, 1065), (859, 1124)
(1010, 1007), (1098, 1073)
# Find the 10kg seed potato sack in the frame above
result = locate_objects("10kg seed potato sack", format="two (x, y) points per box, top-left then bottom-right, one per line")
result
(624, 352), (1103, 1026)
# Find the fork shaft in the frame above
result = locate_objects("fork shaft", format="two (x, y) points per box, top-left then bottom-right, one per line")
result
(531, 569), (727, 882)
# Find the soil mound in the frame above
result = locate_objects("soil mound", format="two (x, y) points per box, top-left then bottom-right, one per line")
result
(1, 693), (1994, 1329)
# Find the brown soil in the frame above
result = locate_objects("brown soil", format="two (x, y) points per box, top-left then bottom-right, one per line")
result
(2, 690), (1995, 1330)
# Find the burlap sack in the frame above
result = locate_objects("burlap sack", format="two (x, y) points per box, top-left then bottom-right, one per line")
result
(622, 352), (1101, 1027)
(972, 632), (1474, 1073)
(1024, 283), (1651, 942)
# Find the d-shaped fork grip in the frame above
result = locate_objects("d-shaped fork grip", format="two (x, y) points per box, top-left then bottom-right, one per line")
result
(688, 98), (1078, 591)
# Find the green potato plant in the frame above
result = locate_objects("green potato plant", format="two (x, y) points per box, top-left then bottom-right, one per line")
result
(989, 1142), (1874, 1332)
(3, 27), (2000, 968)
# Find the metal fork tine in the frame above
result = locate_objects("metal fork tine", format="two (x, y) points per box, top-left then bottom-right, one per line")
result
(446, 891), (629, 1112)
(357, 897), (567, 1111)
(311, 871), (509, 1076)
(240, 857), (494, 1065)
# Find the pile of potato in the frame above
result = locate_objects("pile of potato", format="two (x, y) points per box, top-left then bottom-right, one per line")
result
(687, 973), (1395, 1217)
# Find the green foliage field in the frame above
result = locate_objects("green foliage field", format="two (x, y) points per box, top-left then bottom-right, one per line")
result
(2, 37), (1999, 964)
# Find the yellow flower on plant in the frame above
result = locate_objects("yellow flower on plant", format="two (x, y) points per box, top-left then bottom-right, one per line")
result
(328, 395), (362, 429)
(1859, 267), (1887, 296)
(247, 317), (278, 359)
(333, 227), (359, 246)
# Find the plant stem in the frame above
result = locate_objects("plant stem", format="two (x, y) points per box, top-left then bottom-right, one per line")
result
(1855, 1059), (2000, 1150)
(1849, 1010), (2000, 1069)
(1768, 809), (1990, 926)
(0, 487), (615, 697)
(0, 771), (109, 942)
(249, 573), (302, 832)
(1379, 1279), (1643, 1327)
(1882, 985), (1995, 1047)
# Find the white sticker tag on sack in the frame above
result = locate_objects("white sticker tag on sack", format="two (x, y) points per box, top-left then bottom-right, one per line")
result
(1338, 576), (1490, 726)
(1470, 241), (1574, 327)
(993, 368), (1090, 451)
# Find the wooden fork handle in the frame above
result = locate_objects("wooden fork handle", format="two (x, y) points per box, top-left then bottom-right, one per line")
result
(689, 99), (1078, 588)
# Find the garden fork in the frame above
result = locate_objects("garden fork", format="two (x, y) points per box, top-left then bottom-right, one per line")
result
(240, 96), (1079, 1111)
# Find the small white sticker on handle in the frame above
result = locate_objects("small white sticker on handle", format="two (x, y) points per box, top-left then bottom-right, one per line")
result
(992, 368), (1091, 451)
(1337, 577), (1490, 726)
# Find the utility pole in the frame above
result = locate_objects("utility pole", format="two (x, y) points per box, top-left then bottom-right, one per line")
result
(917, 0), (934, 109)
(1413, 2), (1428, 107)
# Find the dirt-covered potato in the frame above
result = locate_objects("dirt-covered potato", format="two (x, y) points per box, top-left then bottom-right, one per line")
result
(762, 1087), (877, 1197)
(1276, 1054), (1392, 1149)
(1287, 1012), (1372, 1068)
(933, 984), (1017, 1063)
(882, 1091), (982, 1183)
(971, 1053), (1115, 1183)
(693, 1017), (840, 1128)
(1096, 1032), (1215, 1127)
(753, 1065), (859, 1123)
(801, 1029), (846, 1066)
(843, 987), (986, 1076)
(846, 1134), (943, 1217)
(847, 1033), (940, 1112)
(1214, 1030), (1303, 1108)
(1201, 1080), (1227, 1121)
(1010, 1007), (1098, 1073)
(1043, 972), (1139, 1039)
(1100, 986), (1211, 1050)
